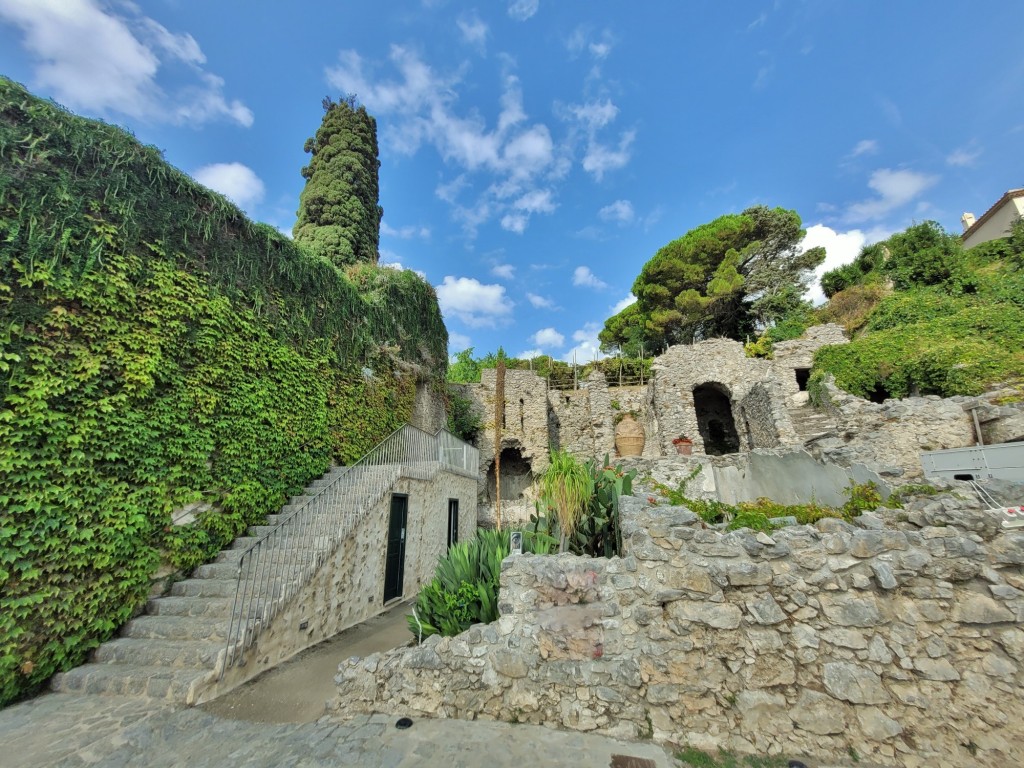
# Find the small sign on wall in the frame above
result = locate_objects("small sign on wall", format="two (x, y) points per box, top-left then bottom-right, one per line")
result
(510, 531), (523, 555)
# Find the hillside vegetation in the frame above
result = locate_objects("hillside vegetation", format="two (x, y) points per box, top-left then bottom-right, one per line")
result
(806, 221), (1024, 400)
(0, 78), (446, 704)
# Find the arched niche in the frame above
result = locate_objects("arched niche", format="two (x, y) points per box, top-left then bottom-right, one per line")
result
(693, 382), (741, 455)
(485, 446), (533, 502)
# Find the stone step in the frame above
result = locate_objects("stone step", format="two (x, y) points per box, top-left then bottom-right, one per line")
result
(194, 561), (244, 580)
(52, 663), (211, 703)
(93, 638), (225, 669)
(145, 596), (234, 618)
(170, 572), (306, 599)
(121, 616), (228, 642)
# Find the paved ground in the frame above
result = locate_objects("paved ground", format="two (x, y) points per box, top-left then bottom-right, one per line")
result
(0, 602), (677, 767)
(0, 693), (678, 768)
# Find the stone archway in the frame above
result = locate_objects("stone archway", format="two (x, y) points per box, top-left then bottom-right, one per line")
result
(693, 383), (741, 455)
(485, 446), (533, 502)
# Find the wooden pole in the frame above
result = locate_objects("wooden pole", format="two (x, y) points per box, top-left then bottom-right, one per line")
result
(494, 360), (505, 531)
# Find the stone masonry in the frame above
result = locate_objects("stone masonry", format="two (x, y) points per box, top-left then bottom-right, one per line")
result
(335, 490), (1024, 767)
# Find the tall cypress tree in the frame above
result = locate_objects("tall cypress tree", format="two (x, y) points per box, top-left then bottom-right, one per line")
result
(294, 95), (382, 267)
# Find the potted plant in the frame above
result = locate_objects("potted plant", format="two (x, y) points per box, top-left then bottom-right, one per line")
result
(672, 435), (693, 456)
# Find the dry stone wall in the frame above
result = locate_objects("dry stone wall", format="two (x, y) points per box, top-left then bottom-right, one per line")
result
(811, 380), (975, 478)
(335, 492), (1024, 767)
(772, 323), (849, 400)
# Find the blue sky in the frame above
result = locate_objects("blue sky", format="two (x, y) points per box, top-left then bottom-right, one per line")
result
(2, 2), (1021, 362)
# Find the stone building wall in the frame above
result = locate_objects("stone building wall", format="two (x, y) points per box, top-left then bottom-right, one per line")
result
(335, 493), (1024, 767)
(650, 339), (775, 455)
(210, 467), (478, 701)
(475, 368), (552, 486)
(736, 382), (782, 449)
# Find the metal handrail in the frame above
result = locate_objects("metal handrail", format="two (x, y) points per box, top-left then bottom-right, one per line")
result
(220, 425), (479, 677)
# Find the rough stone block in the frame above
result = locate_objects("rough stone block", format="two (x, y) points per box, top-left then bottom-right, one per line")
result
(822, 661), (890, 704)
(818, 593), (883, 627)
(790, 689), (847, 734)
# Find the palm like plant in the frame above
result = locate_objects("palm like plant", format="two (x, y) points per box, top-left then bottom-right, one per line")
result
(540, 450), (594, 552)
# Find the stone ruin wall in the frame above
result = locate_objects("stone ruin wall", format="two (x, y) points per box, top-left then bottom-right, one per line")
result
(650, 339), (799, 454)
(736, 383), (783, 450)
(335, 492), (1024, 767)
(772, 323), (850, 401)
(810, 380), (975, 479)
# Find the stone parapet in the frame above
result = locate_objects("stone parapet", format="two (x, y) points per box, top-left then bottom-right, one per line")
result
(336, 491), (1024, 767)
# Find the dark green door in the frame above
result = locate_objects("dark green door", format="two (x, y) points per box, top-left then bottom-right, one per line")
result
(384, 494), (408, 603)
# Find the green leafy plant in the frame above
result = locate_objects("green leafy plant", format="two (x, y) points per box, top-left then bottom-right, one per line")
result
(538, 449), (594, 552)
(530, 456), (635, 558)
(407, 529), (515, 640)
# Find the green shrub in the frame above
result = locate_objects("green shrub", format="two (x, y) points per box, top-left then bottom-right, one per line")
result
(407, 529), (512, 640)
(529, 456), (636, 558)
(446, 386), (481, 442)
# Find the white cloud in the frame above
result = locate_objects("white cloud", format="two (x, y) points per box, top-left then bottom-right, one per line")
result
(500, 213), (527, 234)
(192, 163), (265, 211)
(0, 0), (252, 126)
(610, 294), (636, 315)
(526, 292), (555, 309)
(599, 199), (634, 224)
(528, 292), (552, 309)
(517, 348), (543, 359)
(381, 222), (430, 239)
(849, 139), (879, 158)
(328, 46), (558, 235)
(583, 130), (635, 181)
(448, 332), (472, 354)
(845, 168), (939, 223)
(532, 327), (565, 348)
(563, 323), (607, 363)
(436, 276), (514, 327)
(800, 225), (866, 305)
(573, 266), (607, 289)
(565, 26), (613, 60)
(456, 13), (487, 50)
(946, 145), (982, 167)
(508, 0), (539, 21)
(566, 99), (618, 130)
(492, 263), (515, 279)
(513, 188), (556, 214)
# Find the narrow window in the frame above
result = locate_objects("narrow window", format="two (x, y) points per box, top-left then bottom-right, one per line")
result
(447, 499), (459, 549)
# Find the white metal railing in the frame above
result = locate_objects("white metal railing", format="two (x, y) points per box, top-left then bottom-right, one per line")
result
(220, 425), (478, 677)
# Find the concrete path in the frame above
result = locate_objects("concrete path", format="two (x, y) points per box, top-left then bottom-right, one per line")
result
(202, 600), (415, 723)
(0, 601), (679, 766)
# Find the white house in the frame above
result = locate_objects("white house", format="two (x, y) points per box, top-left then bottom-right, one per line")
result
(961, 188), (1024, 249)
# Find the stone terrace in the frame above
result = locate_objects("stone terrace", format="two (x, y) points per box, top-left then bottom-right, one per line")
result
(335, 489), (1024, 768)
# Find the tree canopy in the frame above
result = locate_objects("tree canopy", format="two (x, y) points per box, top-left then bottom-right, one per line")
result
(600, 205), (824, 354)
(294, 95), (383, 267)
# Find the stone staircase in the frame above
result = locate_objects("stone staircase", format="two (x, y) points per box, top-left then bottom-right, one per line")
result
(50, 468), (348, 704)
(787, 400), (841, 444)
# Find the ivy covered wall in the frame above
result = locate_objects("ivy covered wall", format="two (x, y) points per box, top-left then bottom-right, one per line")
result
(0, 78), (446, 705)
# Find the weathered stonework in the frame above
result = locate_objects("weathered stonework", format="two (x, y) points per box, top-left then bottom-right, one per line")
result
(772, 323), (849, 400)
(811, 379), (975, 478)
(335, 492), (1024, 767)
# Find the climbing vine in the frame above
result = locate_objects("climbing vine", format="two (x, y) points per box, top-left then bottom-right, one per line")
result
(0, 77), (445, 705)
